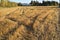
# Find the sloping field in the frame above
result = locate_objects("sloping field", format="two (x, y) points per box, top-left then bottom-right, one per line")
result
(0, 6), (59, 40)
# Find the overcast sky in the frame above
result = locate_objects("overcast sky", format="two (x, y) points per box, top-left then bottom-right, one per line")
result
(9, 0), (59, 3)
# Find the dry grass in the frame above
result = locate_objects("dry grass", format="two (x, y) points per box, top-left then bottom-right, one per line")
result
(0, 6), (59, 40)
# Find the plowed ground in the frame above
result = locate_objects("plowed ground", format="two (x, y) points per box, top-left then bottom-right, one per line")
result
(0, 6), (59, 40)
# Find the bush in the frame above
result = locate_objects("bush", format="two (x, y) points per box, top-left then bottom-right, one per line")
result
(0, 0), (17, 7)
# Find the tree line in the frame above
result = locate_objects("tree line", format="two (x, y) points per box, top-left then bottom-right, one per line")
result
(30, 1), (58, 6)
(0, 0), (59, 7)
(18, 1), (59, 6)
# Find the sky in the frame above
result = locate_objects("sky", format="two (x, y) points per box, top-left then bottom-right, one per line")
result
(9, 0), (59, 3)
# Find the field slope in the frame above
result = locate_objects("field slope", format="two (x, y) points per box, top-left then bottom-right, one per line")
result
(0, 6), (59, 40)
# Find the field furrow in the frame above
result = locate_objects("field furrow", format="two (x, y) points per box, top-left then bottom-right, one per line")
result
(0, 6), (59, 40)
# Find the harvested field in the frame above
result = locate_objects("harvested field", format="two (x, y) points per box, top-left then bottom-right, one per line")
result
(0, 6), (59, 40)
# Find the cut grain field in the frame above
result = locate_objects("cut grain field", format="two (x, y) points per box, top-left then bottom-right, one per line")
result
(0, 6), (60, 40)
